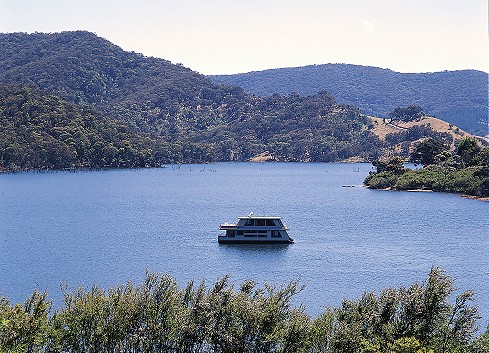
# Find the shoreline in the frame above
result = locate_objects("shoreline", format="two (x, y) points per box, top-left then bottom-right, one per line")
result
(0, 160), (374, 174)
(461, 194), (489, 202)
(366, 185), (489, 202)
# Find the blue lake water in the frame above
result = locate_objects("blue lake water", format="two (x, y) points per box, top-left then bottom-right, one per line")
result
(1, 163), (488, 325)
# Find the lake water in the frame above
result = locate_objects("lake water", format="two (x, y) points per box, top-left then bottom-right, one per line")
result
(1, 163), (488, 325)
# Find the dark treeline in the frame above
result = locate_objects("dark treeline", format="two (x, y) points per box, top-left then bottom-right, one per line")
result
(210, 64), (488, 134)
(0, 31), (466, 171)
(1, 268), (488, 352)
(364, 137), (489, 197)
(0, 84), (170, 171)
(0, 83), (383, 171)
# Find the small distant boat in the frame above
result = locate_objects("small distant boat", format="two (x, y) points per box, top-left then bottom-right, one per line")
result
(218, 213), (293, 244)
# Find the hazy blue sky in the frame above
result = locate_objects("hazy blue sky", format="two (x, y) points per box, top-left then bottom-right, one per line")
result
(1, 0), (487, 74)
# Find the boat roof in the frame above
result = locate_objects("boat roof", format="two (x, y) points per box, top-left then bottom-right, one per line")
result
(238, 216), (282, 219)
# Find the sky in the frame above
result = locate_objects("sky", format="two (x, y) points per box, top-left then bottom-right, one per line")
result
(0, 0), (487, 75)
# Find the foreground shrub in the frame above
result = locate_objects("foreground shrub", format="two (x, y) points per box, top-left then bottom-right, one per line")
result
(319, 267), (481, 353)
(0, 268), (487, 352)
(0, 291), (51, 353)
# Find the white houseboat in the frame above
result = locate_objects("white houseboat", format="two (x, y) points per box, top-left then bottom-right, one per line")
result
(218, 214), (293, 244)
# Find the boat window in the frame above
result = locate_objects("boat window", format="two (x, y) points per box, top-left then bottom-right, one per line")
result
(266, 219), (275, 226)
(227, 230), (235, 237)
(246, 230), (257, 234)
(244, 233), (257, 237)
(245, 219), (254, 226)
(258, 233), (267, 237)
(271, 230), (282, 238)
(256, 219), (265, 226)
(237, 230), (244, 235)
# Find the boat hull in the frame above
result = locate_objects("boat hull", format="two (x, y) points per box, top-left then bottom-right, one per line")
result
(218, 237), (293, 244)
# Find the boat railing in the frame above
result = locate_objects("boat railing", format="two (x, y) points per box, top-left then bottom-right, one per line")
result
(220, 223), (289, 230)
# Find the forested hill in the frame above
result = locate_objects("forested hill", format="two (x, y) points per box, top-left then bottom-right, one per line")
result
(0, 31), (215, 129)
(0, 31), (386, 170)
(210, 64), (488, 134)
(0, 31), (469, 171)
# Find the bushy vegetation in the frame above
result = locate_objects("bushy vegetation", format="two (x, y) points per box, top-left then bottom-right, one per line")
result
(211, 64), (488, 134)
(1, 268), (487, 352)
(364, 137), (489, 197)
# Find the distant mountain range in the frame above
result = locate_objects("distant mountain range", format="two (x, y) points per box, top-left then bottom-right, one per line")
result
(210, 64), (488, 134)
(0, 31), (478, 171)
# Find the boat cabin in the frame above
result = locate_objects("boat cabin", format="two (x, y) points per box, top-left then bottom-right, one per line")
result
(218, 215), (293, 244)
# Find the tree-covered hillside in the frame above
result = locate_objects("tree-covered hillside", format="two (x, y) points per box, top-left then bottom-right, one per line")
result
(0, 31), (215, 130)
(0, 82), (384, 170)
(0, 84), (167, 171)
(0, 31), (385, 170)
(0, 31), (469, 171)
(210, 64), (488, 134)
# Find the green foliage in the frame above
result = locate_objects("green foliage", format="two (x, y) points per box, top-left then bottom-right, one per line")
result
(0, 269), (486, 353)
(388, 337), (434, 353)
(456, 137), (482, 167)
(373, 156), (405, 174)
(0, 85), (168, 171)
(364, 157), (407, 189)
(385, 125), (452, 149)
(410, 138), (448, 166)
(471, 325), (489, 352)
(211, 64), (488, 133)
(363, 171), (399, 189)
(55, 274), (184, 352)
(0, 83), (384, 171)
(395, 166), (447, 191)
(0, 291), (51, 353)
(396, 166), (489, 196)
(389, 105), (425, 122)
(319, 268), (480, 353)
(366, 138), (489, 197)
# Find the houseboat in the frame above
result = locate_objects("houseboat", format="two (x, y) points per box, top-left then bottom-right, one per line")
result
(218, 213), (293, 244)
